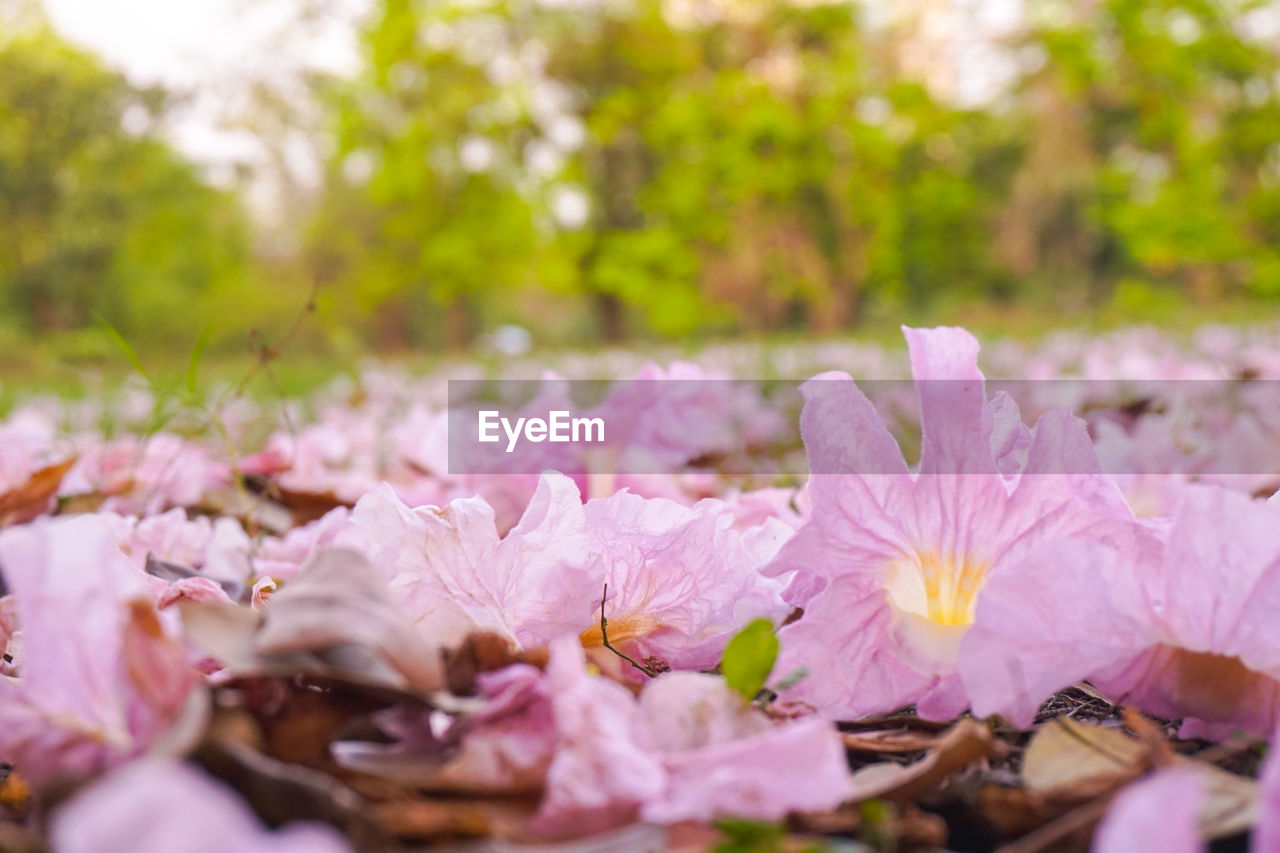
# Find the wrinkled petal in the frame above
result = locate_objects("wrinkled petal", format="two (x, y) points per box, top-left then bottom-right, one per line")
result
(584, 491), (788, 673)
(51, 759), (351, 853)
(0, 514), (197, 782)
(339, 473), (594, 650)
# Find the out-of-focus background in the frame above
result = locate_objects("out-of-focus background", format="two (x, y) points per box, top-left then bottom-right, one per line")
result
(3, 0), (1279, 379)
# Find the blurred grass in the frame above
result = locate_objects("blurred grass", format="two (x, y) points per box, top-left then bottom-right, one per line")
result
(1, 293), (1268, 415)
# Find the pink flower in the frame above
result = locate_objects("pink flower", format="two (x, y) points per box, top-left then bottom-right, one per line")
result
(336, 472), (597, 651)
(580, 490), (790, 675)
(0, 515), (197, 782)
(347, 639), (851, 838)
(338, 470), (788, 672)
(117, 508), (252, 585)
(1092, 766), (1204, 853)
(528, 638), (667, 838)
(766, 326), (1147, 719)
(962, 485), (1280, 739)
(527, 639), (851, 837)
(62, 433), (229, 515)
(632, 672), (851, 824)
(50, 759), (351, 853)
(253, 506), (351, 581)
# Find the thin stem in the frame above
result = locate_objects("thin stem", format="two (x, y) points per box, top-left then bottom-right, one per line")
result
(599, 583), (657, 677)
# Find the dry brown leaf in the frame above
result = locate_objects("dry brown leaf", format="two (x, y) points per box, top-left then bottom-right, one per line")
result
(995, 794), (1114, 853)
(198, 486), (293, 535)
(791, 802), (947, 847)
(841, 729), (943, 755)
(841, 714), (952, 733)
(0, 823), (43, 853)
(54, 490), (115, 515)
(445, 631), (548, 696)
(196, 738), (390, 853)
(180, 548), (444, 692)
(276, 486), (351, 527)
(1192, 761), (1258, 840)
(0, 457), (75, 527)
(1020, 718), (1256, 841)
(975, 766), (1148, 844)
(369, 796), (539, 842)
(1021, 719), (1146, 791)
(846, 718), (1003, 802)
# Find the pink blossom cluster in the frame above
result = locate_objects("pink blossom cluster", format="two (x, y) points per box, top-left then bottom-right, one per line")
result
(3, 324), (1280, 848)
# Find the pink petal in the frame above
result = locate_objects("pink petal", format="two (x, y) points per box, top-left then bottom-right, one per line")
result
(641, 717), (851, 825)
(960, 539), (1157, 726)
(51, 759), (351, 853)
(528, 638), (665, 838)
(1092, 767), (1204, 853)
(584, 491), (788, 673)
(634, 673), (852, 823)
(1256, 721), (1280, 853)
(903, 325), (996, 477)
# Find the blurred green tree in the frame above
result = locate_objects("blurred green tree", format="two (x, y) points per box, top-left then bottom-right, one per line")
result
(313, 0), (1012, 346)
(0, 11), (250, 349)
(1001, 0), (1280, 306)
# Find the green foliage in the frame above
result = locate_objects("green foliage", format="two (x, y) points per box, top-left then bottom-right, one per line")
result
(6, 0), (1280, 357)
(721, 617), (779, 702)
(1005, 0), (1280, 305)
(303, 0), (1280, 350)
(711, 818), (828, 853)
(0, 17), (252, 352)
(310, 0), (1024, 346)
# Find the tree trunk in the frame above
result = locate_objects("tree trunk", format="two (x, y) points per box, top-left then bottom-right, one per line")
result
(594, 291), (624, 343)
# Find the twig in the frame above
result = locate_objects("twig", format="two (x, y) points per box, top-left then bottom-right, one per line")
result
(599, 583), (659, 677)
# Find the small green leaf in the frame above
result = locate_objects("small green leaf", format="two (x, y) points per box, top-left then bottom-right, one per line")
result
(721, 618), (778, 701)
(94, 314), (148, 380)
(710, 818), (786, 853)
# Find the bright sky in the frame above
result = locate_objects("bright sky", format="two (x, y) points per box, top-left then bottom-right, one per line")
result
(42, 0), (364, 83)
(40, 0), (367, 204)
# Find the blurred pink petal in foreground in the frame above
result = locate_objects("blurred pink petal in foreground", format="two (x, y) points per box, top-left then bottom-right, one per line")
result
(521, 639), (851, 837)
(0, 515), (197, 782)
(1092, 766), (1204, 853)
(963, 485), (1280, 738)
(51, 759), (351, 853)
(633, 671), (851, 825)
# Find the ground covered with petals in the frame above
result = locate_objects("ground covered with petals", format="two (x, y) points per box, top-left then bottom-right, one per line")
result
(4, 324), (1280, 851)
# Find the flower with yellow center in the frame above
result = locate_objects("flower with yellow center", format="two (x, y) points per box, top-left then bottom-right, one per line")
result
(759, 326), (1143, 721)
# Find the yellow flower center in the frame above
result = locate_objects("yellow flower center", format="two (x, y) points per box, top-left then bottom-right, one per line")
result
(884, 550), (990, 627)
(580, 612), (663, 648)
